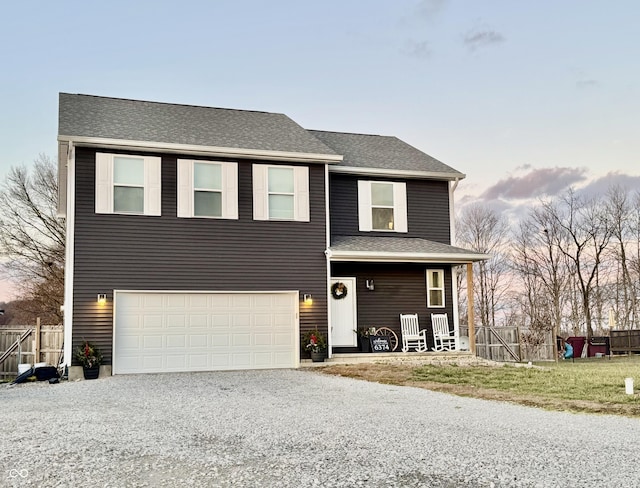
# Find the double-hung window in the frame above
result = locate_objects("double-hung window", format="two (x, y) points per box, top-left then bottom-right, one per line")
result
(253, 164), (309, 221)
(177, 159), (238, 219)
(268, 167), (295, 219)
(95, 153), (161, 215)
(357, 180), (407, 232)
(426, 269), (445, 307)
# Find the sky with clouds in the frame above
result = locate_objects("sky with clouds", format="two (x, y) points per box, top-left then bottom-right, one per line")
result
(0, 0), (639, 301)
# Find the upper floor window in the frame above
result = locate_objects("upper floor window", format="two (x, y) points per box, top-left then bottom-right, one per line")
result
(426, 269), (445, 307)
(357, 181), (407, 232)
(177, 159), (238, 219)
(253, 164), (309, 221)
(95, 153), (161, 216)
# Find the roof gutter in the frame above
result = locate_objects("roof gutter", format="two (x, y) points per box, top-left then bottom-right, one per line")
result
(328, 250), (490, 264)
(329, 165), (466, 181)
(57, 135), (344, 164)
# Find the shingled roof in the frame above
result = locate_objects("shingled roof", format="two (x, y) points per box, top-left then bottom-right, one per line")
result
(329, 235), (488, 263)
(58, 93), (338, 158)
(309, 130), (464, 178)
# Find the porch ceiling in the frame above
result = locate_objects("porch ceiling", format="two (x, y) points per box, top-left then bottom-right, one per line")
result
(328, 235), (489, 264)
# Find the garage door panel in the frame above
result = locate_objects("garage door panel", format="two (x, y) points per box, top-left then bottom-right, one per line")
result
(142, 356), (163, 370)
(166, 335), (186, 348)
(166, 294), (187, 308)
(211, 333), (230, 346)
(274, 333), (293, 346)
(166, 315), (186, 328)
(211, 314), (230, 327)
(232, 314), (251, 327)
(254, 333), (273, 346)
(188, 294), (208, 308)
(232, 333), (251, 346)
(142, 315), (163, 329)
(114, 292), (298, 374)
(231, 295), (252, 308)
(189, 314), (209, 328)
(189, 334), (208, 347)
(143, 295), (164, 308)
(143, 335), (163, 349)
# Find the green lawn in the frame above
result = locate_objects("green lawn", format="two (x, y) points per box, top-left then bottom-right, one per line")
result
(323, 355), (640, 416)
(411, 356), (640, 405)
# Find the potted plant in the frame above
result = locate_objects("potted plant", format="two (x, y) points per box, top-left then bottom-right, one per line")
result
(74, 341), (103, 380)
(356, 327), (376, 353)
(302, 329), (327, 362)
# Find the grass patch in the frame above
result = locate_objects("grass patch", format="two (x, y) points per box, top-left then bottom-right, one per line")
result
(321, 356), (640, 417)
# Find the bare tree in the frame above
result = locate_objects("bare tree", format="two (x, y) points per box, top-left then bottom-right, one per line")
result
(0, 154), (65, 323)
(457, 204), (511, 326)
(605, 185), (639, 329)
(543, 189), (613, 338)
(511, 204), (569, 338)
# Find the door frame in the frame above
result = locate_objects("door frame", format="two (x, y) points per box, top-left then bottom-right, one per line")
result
(329, 277), (357, 347)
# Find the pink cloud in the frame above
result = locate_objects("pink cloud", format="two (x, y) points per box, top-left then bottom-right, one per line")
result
(480, 167), (588, 200)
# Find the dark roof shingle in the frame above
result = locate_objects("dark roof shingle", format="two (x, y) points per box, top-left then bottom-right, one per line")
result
(59, 93), (337, 156)
(330, 235), (487, 261)
(309, 130), (464, 177)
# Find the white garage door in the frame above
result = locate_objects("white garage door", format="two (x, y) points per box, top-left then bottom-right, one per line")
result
(113, 291), (298, 374)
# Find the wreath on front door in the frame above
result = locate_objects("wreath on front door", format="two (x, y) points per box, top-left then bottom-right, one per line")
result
(331, 282), (348, 300)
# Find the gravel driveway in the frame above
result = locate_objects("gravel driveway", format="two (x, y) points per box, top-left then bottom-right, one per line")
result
(2, 369), (640, 487)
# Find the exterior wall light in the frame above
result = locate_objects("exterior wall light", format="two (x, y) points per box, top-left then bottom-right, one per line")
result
(366, 279), (375, 291)
(97, 294), (107, 305)
(303, 294), (313, 304)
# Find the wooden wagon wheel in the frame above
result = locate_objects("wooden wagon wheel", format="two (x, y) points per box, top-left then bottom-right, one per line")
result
(374, 327), (399, 352)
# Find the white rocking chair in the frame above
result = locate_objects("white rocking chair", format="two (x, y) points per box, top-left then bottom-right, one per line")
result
(400, 313), (428, 352)
(431, 313), (456, 352)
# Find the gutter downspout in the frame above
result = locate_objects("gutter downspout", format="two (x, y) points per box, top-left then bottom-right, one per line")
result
(449, 177), (462, 349)
(63, 141), (75, 368)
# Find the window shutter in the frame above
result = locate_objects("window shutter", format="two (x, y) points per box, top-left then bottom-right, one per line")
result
(222, 162), (238, 219)
(176, 159), (193, 218)
(294, 166), (309, 222)
(394, 182), (408, 233)
(144, 156), (162, 216)
(252, 164), (268, 220)
(357, 180), (372, 231)
(95, 153), (113, 214)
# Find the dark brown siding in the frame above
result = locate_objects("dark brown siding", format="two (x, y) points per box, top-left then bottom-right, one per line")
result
(329, 173), (451, 243)
(331, 262), (455, 350)
(72, 148), (328, 364)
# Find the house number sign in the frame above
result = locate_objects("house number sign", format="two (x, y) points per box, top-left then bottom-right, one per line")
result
(369, 336), (391, 352)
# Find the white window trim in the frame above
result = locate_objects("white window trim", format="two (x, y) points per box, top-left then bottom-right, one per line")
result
(177, 159), (238, 219)
(427, 269), (445, 308)
(357, 180), (407, 233)
(253, 164), (309, 221)
(95, 153), (161, 216)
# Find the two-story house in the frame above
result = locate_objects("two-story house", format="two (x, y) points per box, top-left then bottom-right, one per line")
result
(58, 93), (487, 376)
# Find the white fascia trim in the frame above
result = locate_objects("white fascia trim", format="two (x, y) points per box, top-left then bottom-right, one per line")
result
(58, 135), (344, 164)
(329, 165), (466, 181)
(324, 163), (333, 358)
(63, 143), (76, 367)
(329, 251), (490, 263)
(114, 289), (301, 295)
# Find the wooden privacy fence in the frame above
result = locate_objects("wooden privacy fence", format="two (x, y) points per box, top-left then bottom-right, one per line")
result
(460, 325), (555, 362)
(610, 329), (640, 354)
(0, 322), (63, 379)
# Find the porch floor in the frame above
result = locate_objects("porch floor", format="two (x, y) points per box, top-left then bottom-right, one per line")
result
(301, 350), (481, 368)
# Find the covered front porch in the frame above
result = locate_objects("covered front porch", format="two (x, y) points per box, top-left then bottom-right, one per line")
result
(326, 235), (488, 358)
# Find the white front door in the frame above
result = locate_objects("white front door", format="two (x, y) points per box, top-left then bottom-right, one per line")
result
(330, 277), (357, 347)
